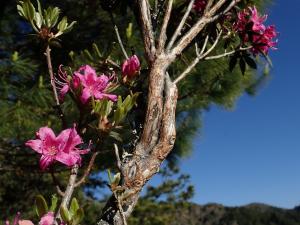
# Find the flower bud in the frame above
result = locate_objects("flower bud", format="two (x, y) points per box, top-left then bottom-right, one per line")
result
(121, 55), (141, 80)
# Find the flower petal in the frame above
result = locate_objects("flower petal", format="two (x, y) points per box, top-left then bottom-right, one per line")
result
(39, 155), (54, 170)
(55, 151), (80, 167)
(39, 212), (54, 225)
(80, 87), (92, 104)
(25, 139), (42, 153)
(37, 127), (56, 142)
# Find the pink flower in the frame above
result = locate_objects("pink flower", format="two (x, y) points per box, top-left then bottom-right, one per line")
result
(74, 65), (117, 104)
(39, 212), (54, 225)
(252, 25), (277, 54)
(193, 0), (207, 13)
(18, 221), (34, 225)
(5, 212), (34, 225)
(121, 55), (141, 79)
(234, 6), (277, 55)
(26, 125), (90, 170)
(249, 7), (267, 32)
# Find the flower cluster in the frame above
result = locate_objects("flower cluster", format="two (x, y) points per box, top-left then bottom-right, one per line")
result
(121, 55), (141, 80)
(57, 65), (117, 104)
(193, 0), (207, 13)
(26, 125), (90, 170)
(234, 6), (277, 54)
(5, 212), (33, 225)
(6, 212), (55, 225)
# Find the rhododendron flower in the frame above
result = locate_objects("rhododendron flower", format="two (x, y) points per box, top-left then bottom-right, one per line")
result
(26, 126), (90, 170)
(39, 212), (54, 225)
(193, 0), (207, 13)
(5, 212), (34, 225)
(74, 65), (117, 104)
(121, 55), (141, 79)
(234, 6), (277, 55)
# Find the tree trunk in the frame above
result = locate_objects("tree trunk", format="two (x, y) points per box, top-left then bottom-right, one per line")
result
(98, 56), (178, 225)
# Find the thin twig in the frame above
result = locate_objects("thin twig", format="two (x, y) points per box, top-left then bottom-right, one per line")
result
(204, 46), (252, 60)
(45, 45), (66, 128)
(167, 0), (195, 51)
(74, 152), (99, 187)
(169, 0), (233, 59)
(210, 0), (240, 22)
(174, 30), (223, 84)
(109, 12), (128, 59)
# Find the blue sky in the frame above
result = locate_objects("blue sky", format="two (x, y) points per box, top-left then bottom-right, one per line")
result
(177, 0), (300, 209)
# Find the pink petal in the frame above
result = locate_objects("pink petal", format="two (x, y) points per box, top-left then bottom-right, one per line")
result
(37, 127), (56, 142)
(18, 220), (34, 225)
(60, 126), (82, 153)
(60, 84), (69, 100)
(55, 151), (81, 167)
(80, 65), (96, 76)
(25, 139), (42, 153)
(39, 155), (54, 170)
(39, 212), (54, 225)
(80, 88), (92, 104)
(94, 92), (117, 102)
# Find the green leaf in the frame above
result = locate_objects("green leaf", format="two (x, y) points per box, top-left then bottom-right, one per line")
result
(57, 16), (67, 32)
(109, 131), (123, 142)
(17, 4), (25, 18)
(112, 172), (121, 186)
(49, 194), (58, 212)
(71, 208), (84, 225)
(239, 58), (246, 75)
(63, 21), (77, 34)
(49, 7), (60, 27)
(35, 195), (48, 217)
(34, 12), (43, 28)
(126, 23), (133, 39)
(92, 43), (102, 58)
(244, 56), (257, 69)
(60, 206), (71, 223)
(70, 198), (80, 217)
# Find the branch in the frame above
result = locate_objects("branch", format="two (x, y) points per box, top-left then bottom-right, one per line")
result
(169, 0), (238, 59)
(157, 0), (173, 52)
(109, 12), (129, 59)
(74, 152), (99, 187)
(137, 0), (156, 62)
(55, 165), (79, 221)
(167, 0), (195, 51)
(174, 30), (223, 84)
(210, 0), (240, 22)
(204, 46), (252, 60)
(45, 45), (66, 127)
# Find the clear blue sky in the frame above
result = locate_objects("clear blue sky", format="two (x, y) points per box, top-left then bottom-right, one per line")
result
(177, 0), (300, 209)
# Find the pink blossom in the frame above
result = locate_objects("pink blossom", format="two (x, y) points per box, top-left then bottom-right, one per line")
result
(249, 7), (267, 32)
(121, 55), (141, 79)
(26, 125), (90, 170)
(5, 212), (34, 225)
(193, 0), (207, 13)
(252, 25), (277, 54)
(39, 212), (54, 225)
(18, 221), (34, 225)
(234, 6), (277, 55)
(74, 65), (117, 104)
